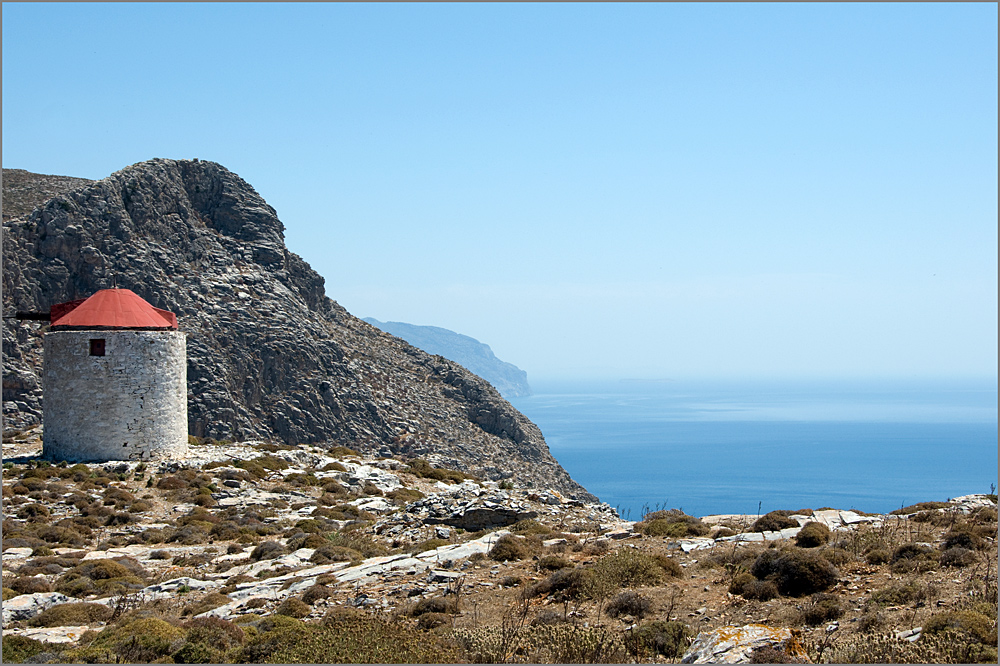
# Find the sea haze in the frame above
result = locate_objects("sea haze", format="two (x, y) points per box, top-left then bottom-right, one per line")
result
(509, 379), (998, 519)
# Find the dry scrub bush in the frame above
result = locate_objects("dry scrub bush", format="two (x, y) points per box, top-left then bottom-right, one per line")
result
(750, 548), (839, 597)
(8, 575), (52, 594)
(489, 534), (533, 562)
(301, 583), (334, 604)
(454, 623), (627, 664)
(63, 617), (186, 664)
(752, 511), (799, 533)
(637, 509), (710, 537)
(628, 620), (694, 659)
(868, 579), (938, 607)
(235, 607), (458, 663)
(276, 597), (312, 618)
(592, 548), (672, 588)
(411, 596), (458, 616)
(729, 572), (779, 601)
(309, 544), (363, 564)
(941, 546), (977, 567)
(537, 555), (573, 571)
(794, 522), (830, 548)
(1, 635), (48, 664)
(28, 602), (113, 627)
(798, 593), (843, 626)
(182, 592), (231, 617)
(606, 590), (652, 619)
(890, 542), (940, 573)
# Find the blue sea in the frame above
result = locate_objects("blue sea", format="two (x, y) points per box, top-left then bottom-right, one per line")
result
(509, 379), (998, 519)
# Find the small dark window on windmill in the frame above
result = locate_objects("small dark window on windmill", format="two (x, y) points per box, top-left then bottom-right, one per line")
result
(89, 339), (106, 356)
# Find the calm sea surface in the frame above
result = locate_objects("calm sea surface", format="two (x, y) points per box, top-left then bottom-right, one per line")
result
(509, 379), (998, 519)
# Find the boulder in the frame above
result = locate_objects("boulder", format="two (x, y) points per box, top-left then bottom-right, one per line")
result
(681, 624), (810, 664)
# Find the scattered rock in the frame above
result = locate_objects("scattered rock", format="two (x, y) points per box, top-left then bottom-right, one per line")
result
(681, 624), (810, 664)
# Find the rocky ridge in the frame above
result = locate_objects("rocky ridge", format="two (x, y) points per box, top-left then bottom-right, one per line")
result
(363, 318), (532, 399)
(1, 160), (591, 500)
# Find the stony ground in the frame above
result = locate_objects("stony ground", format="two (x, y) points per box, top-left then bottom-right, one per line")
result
(2, 428), (997, 663)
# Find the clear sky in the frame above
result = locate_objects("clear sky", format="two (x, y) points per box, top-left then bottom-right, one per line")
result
(3, 3), (997, 381)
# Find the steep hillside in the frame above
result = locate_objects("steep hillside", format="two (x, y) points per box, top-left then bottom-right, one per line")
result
(1, 160), (593, 500)
(363, 318), (531, 398)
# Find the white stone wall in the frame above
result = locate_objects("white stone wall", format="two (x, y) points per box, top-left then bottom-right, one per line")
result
(43, 330), (188, 462)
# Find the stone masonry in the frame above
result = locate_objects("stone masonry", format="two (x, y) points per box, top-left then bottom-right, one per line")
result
(42, 330), (188, 462)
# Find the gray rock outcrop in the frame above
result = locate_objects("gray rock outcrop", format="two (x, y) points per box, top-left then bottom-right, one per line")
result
(1, 160), (594, 500)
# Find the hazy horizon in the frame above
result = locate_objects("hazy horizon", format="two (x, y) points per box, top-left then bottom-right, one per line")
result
(4, 4), (996, 383)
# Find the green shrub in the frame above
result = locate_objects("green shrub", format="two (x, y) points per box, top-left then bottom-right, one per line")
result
(326, 446), (361, 458)
(799, 593), (843, 626)
(752, 511), (799, 533)
(2, 586), (16, 601)
(16, 503), (50, 519)
(489, 534), (531, 561)
(1, 635), (47, 664)
(407, 459), (472, 483)
(183, 591), (231, 617)
(633, 620), (694, 658)
(276, 597), (312, 618)
(28, 602), (113, 627)
(65, 617), (186, 664)
(325, 531), (387, 558)
(865, 548), (891, 565)
(309, 544), (363, 564)
(302, 584), (334, 605)
(236, 607), (456, 663)
(591, 549), (665, 589)
(729, 572), (779, 601)
(750, 548), (839, 596)
(890, 542), (940, 573)
(818, 546), (853, 566)
(184, 615), (245, 650)
(286, 532), (329, 550)
(411, 596), (457, 616)
(652, 553), (683, 577)
(527, 567), (593, 601)
(924, 610), (997, 646)
(537, 555), (573, 571)
(172, 640), (219, 664)
(891, 501), (950, 515)
(637, 509), (710, 537)
(386, 487), (423, 504)
(794, 522), (830, 548)
(748, 645), (804, 663)
(510, 518), (552, 535)
(943, 529), (984, 551)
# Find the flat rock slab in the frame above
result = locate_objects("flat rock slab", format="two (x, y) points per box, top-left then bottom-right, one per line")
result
(2, 625), (93, 644)
(2, 592), (72, 624)
(681, 624), (810, 664)
(201, 530), (510, 620)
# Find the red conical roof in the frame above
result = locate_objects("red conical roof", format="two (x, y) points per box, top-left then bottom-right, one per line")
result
(50, 289), (178, 330)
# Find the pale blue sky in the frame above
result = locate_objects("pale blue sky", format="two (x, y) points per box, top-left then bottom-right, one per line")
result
(3, 3), (997, 381)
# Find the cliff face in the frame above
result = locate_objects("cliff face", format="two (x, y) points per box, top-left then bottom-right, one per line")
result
(363, 318), (532, 399)
(1, 159), (594, 500)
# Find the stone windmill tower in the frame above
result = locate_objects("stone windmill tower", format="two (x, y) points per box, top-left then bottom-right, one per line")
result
(42, 289), (187, 462)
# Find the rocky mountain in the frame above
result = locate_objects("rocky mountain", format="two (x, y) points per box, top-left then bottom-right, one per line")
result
(363, 318), (531, 399)
(1, 159), (594, 500)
